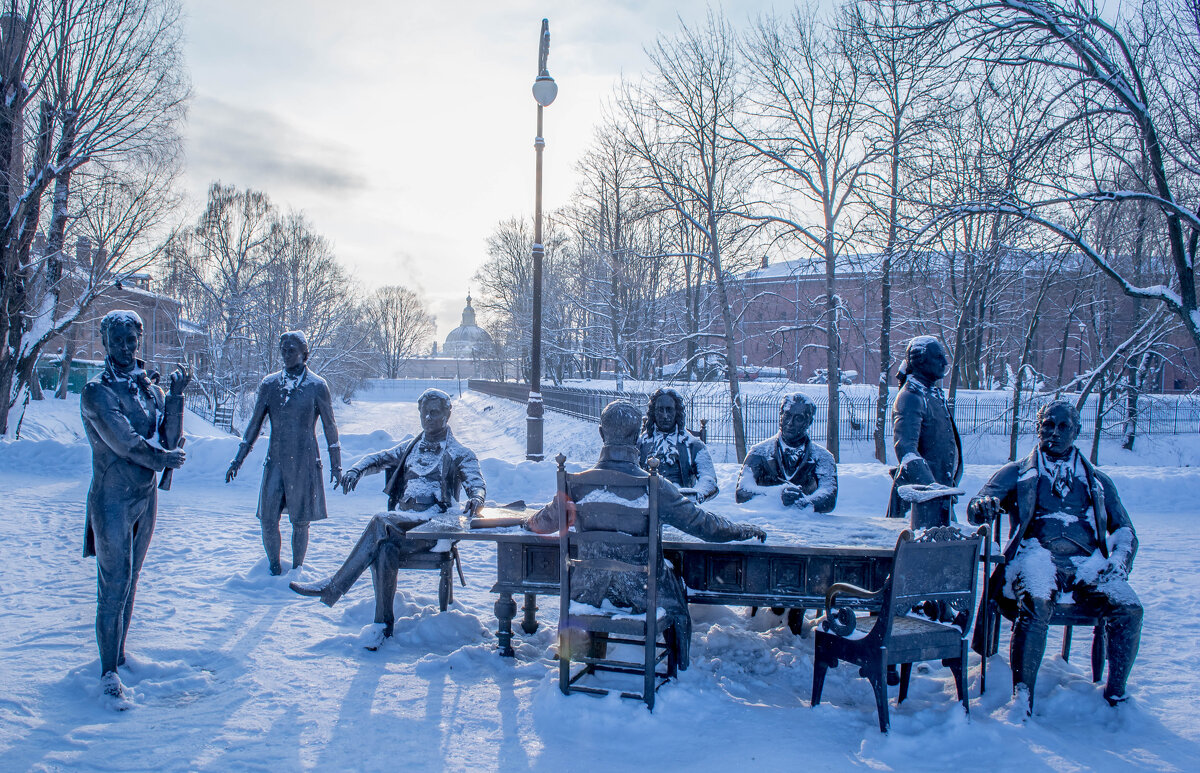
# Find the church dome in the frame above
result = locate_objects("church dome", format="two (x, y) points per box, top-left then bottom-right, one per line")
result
(444, 293), (494, 359)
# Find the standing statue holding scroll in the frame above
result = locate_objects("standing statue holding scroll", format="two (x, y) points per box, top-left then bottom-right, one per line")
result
(81, 310), (188, 707)
(888, 336), (962, 527)
(226, 331), (341, 575)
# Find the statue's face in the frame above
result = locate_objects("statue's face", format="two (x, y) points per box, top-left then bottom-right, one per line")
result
(1038, 405), (1080, 457)
(103, 321), (141, 370)
(779, 401), (813, 446)
(420, 399), (451, 435)
(280, 339), (305, 370)
(911, 341), (949, 384)
(653, 395), (677, 434)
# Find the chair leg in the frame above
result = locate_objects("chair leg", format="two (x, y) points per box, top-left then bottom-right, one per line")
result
(811, 654), (832, 706)
(558, 630), (571, 695)
(1091, 624), (1106, 683)
(644, 625), (656, 710)
(438, 563), (451, 611)
(665, 627), (679, 678)
(946, 655), (966, 703)
(898, 663), (913, 704)
(869, 665), (890, 733)
(1061, 624), (1073, 661)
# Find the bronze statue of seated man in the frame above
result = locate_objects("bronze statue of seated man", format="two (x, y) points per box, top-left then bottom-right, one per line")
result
(968, 399), (1141, 712)
(735, 392), (837, 512)
(290, 388), (484, 647)
(637, 387), (718, 502)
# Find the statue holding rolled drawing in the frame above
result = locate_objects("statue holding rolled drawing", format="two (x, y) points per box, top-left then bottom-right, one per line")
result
(887, 337), (962, 528)
(81, 310), (189, 708)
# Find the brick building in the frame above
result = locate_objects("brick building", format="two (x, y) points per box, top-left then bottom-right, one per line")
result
(41, 236), (205, 384)
(693, 254), (1195, 393)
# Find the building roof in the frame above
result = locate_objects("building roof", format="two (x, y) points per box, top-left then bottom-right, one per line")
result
(443, 293), (494, 357)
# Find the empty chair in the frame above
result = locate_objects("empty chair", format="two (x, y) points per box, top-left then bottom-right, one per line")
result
(812, 526), (985, 732)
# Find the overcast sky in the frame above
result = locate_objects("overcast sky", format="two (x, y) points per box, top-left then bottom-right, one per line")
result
(181, 0), (789, 340)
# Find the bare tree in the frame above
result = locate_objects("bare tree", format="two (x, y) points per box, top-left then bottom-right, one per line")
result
(473, 216), (571, 383)
(618, 10), (758, 461)
(365, 285), (434, 379)
(159, 183), (277, 408)
(842, 0), (953, 463)
(736, 7), (878, 461)
(0, 0), (187, 433)
(911, 0), (1200, 357)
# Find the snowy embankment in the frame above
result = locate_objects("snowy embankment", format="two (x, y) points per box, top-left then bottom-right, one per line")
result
(0, 391), (1197, 771)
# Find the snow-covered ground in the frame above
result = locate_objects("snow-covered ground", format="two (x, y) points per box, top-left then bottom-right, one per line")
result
(0, 390), (1197, 771)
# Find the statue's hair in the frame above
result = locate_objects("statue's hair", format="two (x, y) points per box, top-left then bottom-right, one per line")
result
(601, 400), (642, 445)
(100, 310), (144, 339)
(279, 330), (310, 360)
(779, 392), (816, 421)
(1036, 398), (1082, 433)
(643, 387), (686, 435)
(896, 335), (945, 387)
(418, 388), (453, 412)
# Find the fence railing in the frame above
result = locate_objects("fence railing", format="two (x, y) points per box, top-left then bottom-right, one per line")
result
(184, 385), (237, 433)
(467, 379), (1200, 447)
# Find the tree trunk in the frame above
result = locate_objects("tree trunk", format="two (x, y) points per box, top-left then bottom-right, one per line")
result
(55, 325), (77, 398)
(824, 233), (840, 462)
(874, 138), (901, 464)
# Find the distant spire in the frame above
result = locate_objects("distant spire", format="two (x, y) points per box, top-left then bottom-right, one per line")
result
(461, 292), (477, 327)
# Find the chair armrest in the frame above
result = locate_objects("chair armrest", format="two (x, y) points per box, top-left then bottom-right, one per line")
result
(825, 582), (881, 609)
(822, 583), (883, 637)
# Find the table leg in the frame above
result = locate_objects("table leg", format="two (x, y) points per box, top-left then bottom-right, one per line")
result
(521, 593), (539, 634)
(495, 592), (517, 657)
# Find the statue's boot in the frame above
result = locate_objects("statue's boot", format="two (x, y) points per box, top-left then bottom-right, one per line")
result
(289, 580), (337, 607)
(100, 671), (132, 711)
(1011, 596), (1052, 714)
(1102, 596), (1143, 705)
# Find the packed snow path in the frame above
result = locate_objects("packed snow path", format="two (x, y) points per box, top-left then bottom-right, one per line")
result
(0, 392), (1198, 771)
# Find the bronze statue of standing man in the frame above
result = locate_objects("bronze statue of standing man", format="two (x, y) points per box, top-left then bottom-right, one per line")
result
(888, 336), (962, 527)
(81, 310), (188, 707)
(227, 331), (341, 575)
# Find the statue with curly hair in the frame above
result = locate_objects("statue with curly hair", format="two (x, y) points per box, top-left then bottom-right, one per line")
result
(81, 310), (189, 707)
(636, 387), (718, 502)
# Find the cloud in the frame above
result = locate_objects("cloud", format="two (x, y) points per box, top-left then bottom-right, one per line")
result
(185, 95), (366, 197)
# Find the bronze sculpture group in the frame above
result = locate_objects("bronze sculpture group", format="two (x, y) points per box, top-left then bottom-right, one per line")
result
(79, 316), (1140, 716)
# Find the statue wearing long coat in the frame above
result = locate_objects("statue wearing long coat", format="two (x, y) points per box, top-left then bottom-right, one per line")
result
(887, 375), (962, 519)
(81, 362), (184, 674)
(237, 366), (339, 524)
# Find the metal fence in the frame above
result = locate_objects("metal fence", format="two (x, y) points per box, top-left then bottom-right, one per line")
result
(467, 379), (1200, 447)
(184, 385), (237, 433)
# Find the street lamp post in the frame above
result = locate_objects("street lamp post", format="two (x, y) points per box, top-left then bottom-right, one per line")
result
(527, 18), (557, 461)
